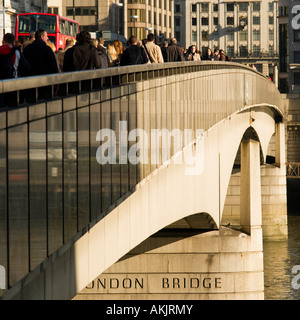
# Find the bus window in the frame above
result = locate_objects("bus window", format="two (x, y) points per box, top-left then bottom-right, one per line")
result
(18, 14), (56, 34)
(60, 19), (66, 34)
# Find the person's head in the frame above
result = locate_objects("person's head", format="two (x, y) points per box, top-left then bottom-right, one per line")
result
(189, 45), (196, 53)
(113, 40), (123, 55)
(76, 30), (91, 45)
(214, 48), (219, 54)
(3, 33), (15, 45)
(107, 43), (118, 60)
(128, 35), (137, 45)
(170, 37), (177, 45)
(35, 29), (48, 43)
(98, 37), (105, 46)
(163, 40), (168, 47)
(147, 33), (155, 42)
(207, 48), (212, 55)
(65, 38), (74, 47)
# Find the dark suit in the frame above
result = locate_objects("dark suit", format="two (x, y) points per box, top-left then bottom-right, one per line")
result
(23, 39), (58, 76)
(120, 44), (149, 66)
(165, 44), (185, 62)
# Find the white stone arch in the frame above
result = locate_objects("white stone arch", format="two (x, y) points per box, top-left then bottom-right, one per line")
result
(1, 104), (284, 300)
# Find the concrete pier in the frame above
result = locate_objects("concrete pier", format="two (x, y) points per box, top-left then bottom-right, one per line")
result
(74, 227), (264, 300)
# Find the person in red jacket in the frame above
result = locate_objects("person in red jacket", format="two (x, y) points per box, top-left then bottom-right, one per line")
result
(0, 33), (19, 79)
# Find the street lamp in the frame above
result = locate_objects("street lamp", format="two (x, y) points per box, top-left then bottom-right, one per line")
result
(239, 15), (247, 30)
(144, 27), (153, 35)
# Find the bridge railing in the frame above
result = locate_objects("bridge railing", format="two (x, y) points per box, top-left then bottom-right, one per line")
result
(0, 61), (282, 296)
(1, 61), (267, 108)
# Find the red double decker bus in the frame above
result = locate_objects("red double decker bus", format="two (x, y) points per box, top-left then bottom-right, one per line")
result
(15, 13), (79, 51)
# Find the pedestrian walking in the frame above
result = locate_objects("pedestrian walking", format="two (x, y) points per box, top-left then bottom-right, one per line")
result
(23, 29), (58, 76)
(120, 36), (149, 66)
(143, 33), (164, 63)
(165, 38), (185, 62)
(63, 30), (102, 71)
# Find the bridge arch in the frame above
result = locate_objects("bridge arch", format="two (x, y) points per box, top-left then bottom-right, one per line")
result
(0, 62), (286, 300)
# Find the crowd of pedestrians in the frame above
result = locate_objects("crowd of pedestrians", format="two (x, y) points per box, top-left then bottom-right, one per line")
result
(0, 29), (233, 81)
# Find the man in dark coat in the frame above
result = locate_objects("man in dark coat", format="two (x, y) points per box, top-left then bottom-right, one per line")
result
(165, 37), (185, 62)
(23, 29), (58, 76)
(120, 36), (148, 66)
(63, 31), (102, 71)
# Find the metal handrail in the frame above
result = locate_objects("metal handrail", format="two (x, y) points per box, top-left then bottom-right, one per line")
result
(0, 60), (270, 95)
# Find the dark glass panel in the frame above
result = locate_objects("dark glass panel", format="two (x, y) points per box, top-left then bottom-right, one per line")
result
(63, 111), (77, 242)
(8, 124), (28, 286)
(29, 119), (47, 270)
(0, 130), (7, 293)
(90, 104), (101, 221)
(47, 115), (63, 255)
(78, 107), (90, 230)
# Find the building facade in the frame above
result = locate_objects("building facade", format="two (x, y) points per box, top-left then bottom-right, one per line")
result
(278, 0), (300, 94)
(0, 0), (47, 43)
(47, 0), (174, 43)
(174, 0), (279, 81)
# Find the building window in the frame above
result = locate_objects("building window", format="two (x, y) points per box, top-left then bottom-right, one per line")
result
(175, 4), (180, 13)
(175, 17), (180, 27)
(294, 51), (300, 63)
(227, 45), (234, 57)
(213, 4), (218, 12)
(227, 17), (234, 26)
(192, 4), (197, 12)
(253, 30), (260, 41)
(213, 17), (218, 25)
(128, 0), (145, 3)
(253, 45), (261, 56)
(269, 45), (274, 56)
(128, 9), (146, 22)
(239, 45), (248, 57)
(269, 16), (274, 24)
(226, 3), (234, 11)
(269, 2), (274, 11)
(253, 2), (260, 11)
(202, 30), (209, 41)
(279, 24), (289, 73)
(128, 27), (145, 39)
(192, 17), (197, 26)
(269, 29), (274, 41)
(48, 7), (59, 15)
(294, 30), (300, 42)
(294, 73), (300, 85)
(279, 6), (288, 16)
(253, 16), (260, 25)
(239, 3), (248, 11)
(239, 30), (248, 41)
(192, 30), (197, 42)
(175, 31), (181, 42)
(227, 31), (234, 41)
(201, 17), (209, 25)
(201, 3), (209, 12)
(66, 7), (97, 16)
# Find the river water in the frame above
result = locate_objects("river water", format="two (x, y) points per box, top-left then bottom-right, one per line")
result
(263, 215), (300, 300)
